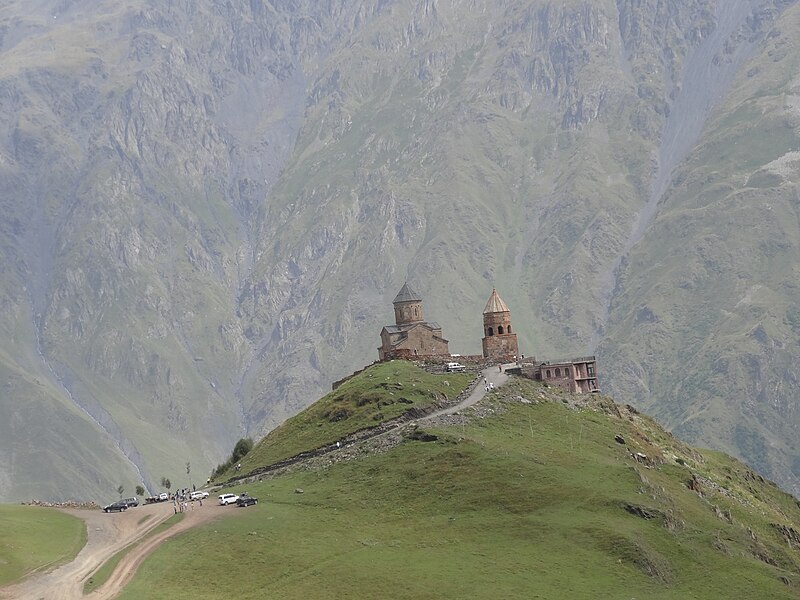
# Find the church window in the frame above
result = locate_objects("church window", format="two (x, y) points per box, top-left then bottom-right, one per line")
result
(546, 370), (551, 378)
(555, 368), (561, 377)
(507, 325), (511, 333)
(587, 364), (595, 376)
(498, 325), (504, 334)
(488, 327), (494, 336)
(564, 367), (570, 377)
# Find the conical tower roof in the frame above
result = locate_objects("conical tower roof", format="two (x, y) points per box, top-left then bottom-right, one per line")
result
(483, 288), (510, 314)
(393, 282), (422, 304)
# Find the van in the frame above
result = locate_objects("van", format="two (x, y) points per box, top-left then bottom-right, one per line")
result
(445, 362), (466, 372)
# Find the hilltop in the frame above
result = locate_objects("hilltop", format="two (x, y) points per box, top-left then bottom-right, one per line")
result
(108, 363), (800, 599)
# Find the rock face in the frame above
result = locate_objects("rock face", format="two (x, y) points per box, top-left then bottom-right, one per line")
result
(0, 0), (799, 501)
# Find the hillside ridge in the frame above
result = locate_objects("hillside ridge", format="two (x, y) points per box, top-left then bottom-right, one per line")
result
(1, 0), (799, 504)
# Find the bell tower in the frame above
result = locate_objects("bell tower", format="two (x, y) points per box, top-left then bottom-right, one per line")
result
(393, 283), (424, 325)
(482, 288), (519, 360)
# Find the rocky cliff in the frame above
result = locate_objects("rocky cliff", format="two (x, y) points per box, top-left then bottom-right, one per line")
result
(1, 0), (798, 501)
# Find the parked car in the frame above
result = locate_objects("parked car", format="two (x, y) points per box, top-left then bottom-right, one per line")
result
(218, 493), (239, 506)
(236, 494), (258, 507)
(145, 492), (171, 504)
(121, 497), (139, 507)
(190, 490), (209, 500)
(445, 362), (466, 372)
(103, 500), (129, 513)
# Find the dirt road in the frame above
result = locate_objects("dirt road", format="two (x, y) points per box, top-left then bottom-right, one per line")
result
(426, 363), (511, 419)
(0, 501), (226, 600)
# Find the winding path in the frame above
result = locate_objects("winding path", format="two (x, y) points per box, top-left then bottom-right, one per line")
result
(0, 502), (226, 600)
(426, 363), (510, 419)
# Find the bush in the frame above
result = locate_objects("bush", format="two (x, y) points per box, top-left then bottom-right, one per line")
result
(212, 438), (254, 479)
(232, 438), (254, 463)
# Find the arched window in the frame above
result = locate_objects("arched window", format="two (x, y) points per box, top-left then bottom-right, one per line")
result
(414, 307), (418, 317)
(555, 368), (561, 377)
(498, 325), (504, 334)
(507, 325), (512, 333)
(564, 367), (570, 377)
(488, 327), (494, 336)
(546, 370), (551, 378)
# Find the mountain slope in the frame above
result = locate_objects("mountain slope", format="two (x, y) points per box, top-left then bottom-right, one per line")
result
(1, 0), (799, 501)
(118, 367), (800, 598)
(601, 0), (800, 492)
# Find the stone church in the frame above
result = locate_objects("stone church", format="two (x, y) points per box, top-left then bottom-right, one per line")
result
(376, 283), (599, 394)
(377, 283), (450, 360)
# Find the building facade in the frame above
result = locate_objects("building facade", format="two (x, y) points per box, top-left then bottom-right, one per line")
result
(530, 356), (599, 394)
(378, 283), (450, 360)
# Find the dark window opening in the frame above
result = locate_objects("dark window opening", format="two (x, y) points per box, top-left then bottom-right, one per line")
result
(564, 367), (570, 377)
(498, 325), (504, 334)
(488, 327), (494, 336)
(507, 325), (512, 333)
(555, 368), (561, 377)
(546, 370), (551, 378)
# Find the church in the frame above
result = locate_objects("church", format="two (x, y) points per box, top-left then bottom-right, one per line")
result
(377, 283), (450, 360)
(376, 283), (599, 394)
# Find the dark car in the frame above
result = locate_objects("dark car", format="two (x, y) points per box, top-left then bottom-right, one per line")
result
(103, 500), (129, 513)
(236, 494), (258, 507)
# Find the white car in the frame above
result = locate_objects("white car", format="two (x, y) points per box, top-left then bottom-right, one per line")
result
(445, 362), (466, 372)
(190, 490), (209, 500)
(218, 493), (239, 505)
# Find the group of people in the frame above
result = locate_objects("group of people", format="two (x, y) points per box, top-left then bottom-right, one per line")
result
(172, 486), (203, 514)
(483, 376), (494, 392)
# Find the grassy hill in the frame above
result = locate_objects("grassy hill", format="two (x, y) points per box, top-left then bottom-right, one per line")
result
(115, 366), (800, 599)
(0, 506), (85, 587)
(222, 361), (474, 478)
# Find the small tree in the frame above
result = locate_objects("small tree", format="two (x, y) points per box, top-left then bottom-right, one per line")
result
(164, 478), (171, 491)
(232, 438), (254, 463)
(135, 485), (145, 497)
(117, 485), (124, 498)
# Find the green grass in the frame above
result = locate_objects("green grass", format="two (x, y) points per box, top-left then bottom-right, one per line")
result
(0, 506), (86, 586)
(83, 512), (184, 594)
(226, 361), (473, 478)
(119, 379), (800, 599)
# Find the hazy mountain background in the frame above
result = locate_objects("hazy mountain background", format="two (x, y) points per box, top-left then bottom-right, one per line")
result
(0, 0), (798, 502)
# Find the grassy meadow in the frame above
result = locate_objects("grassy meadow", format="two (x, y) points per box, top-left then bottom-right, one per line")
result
(0, 505), (86, 586)
(119, 375), (800, 599)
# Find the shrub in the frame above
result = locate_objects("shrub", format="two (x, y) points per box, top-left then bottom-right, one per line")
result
(212, 438), (254, 478)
